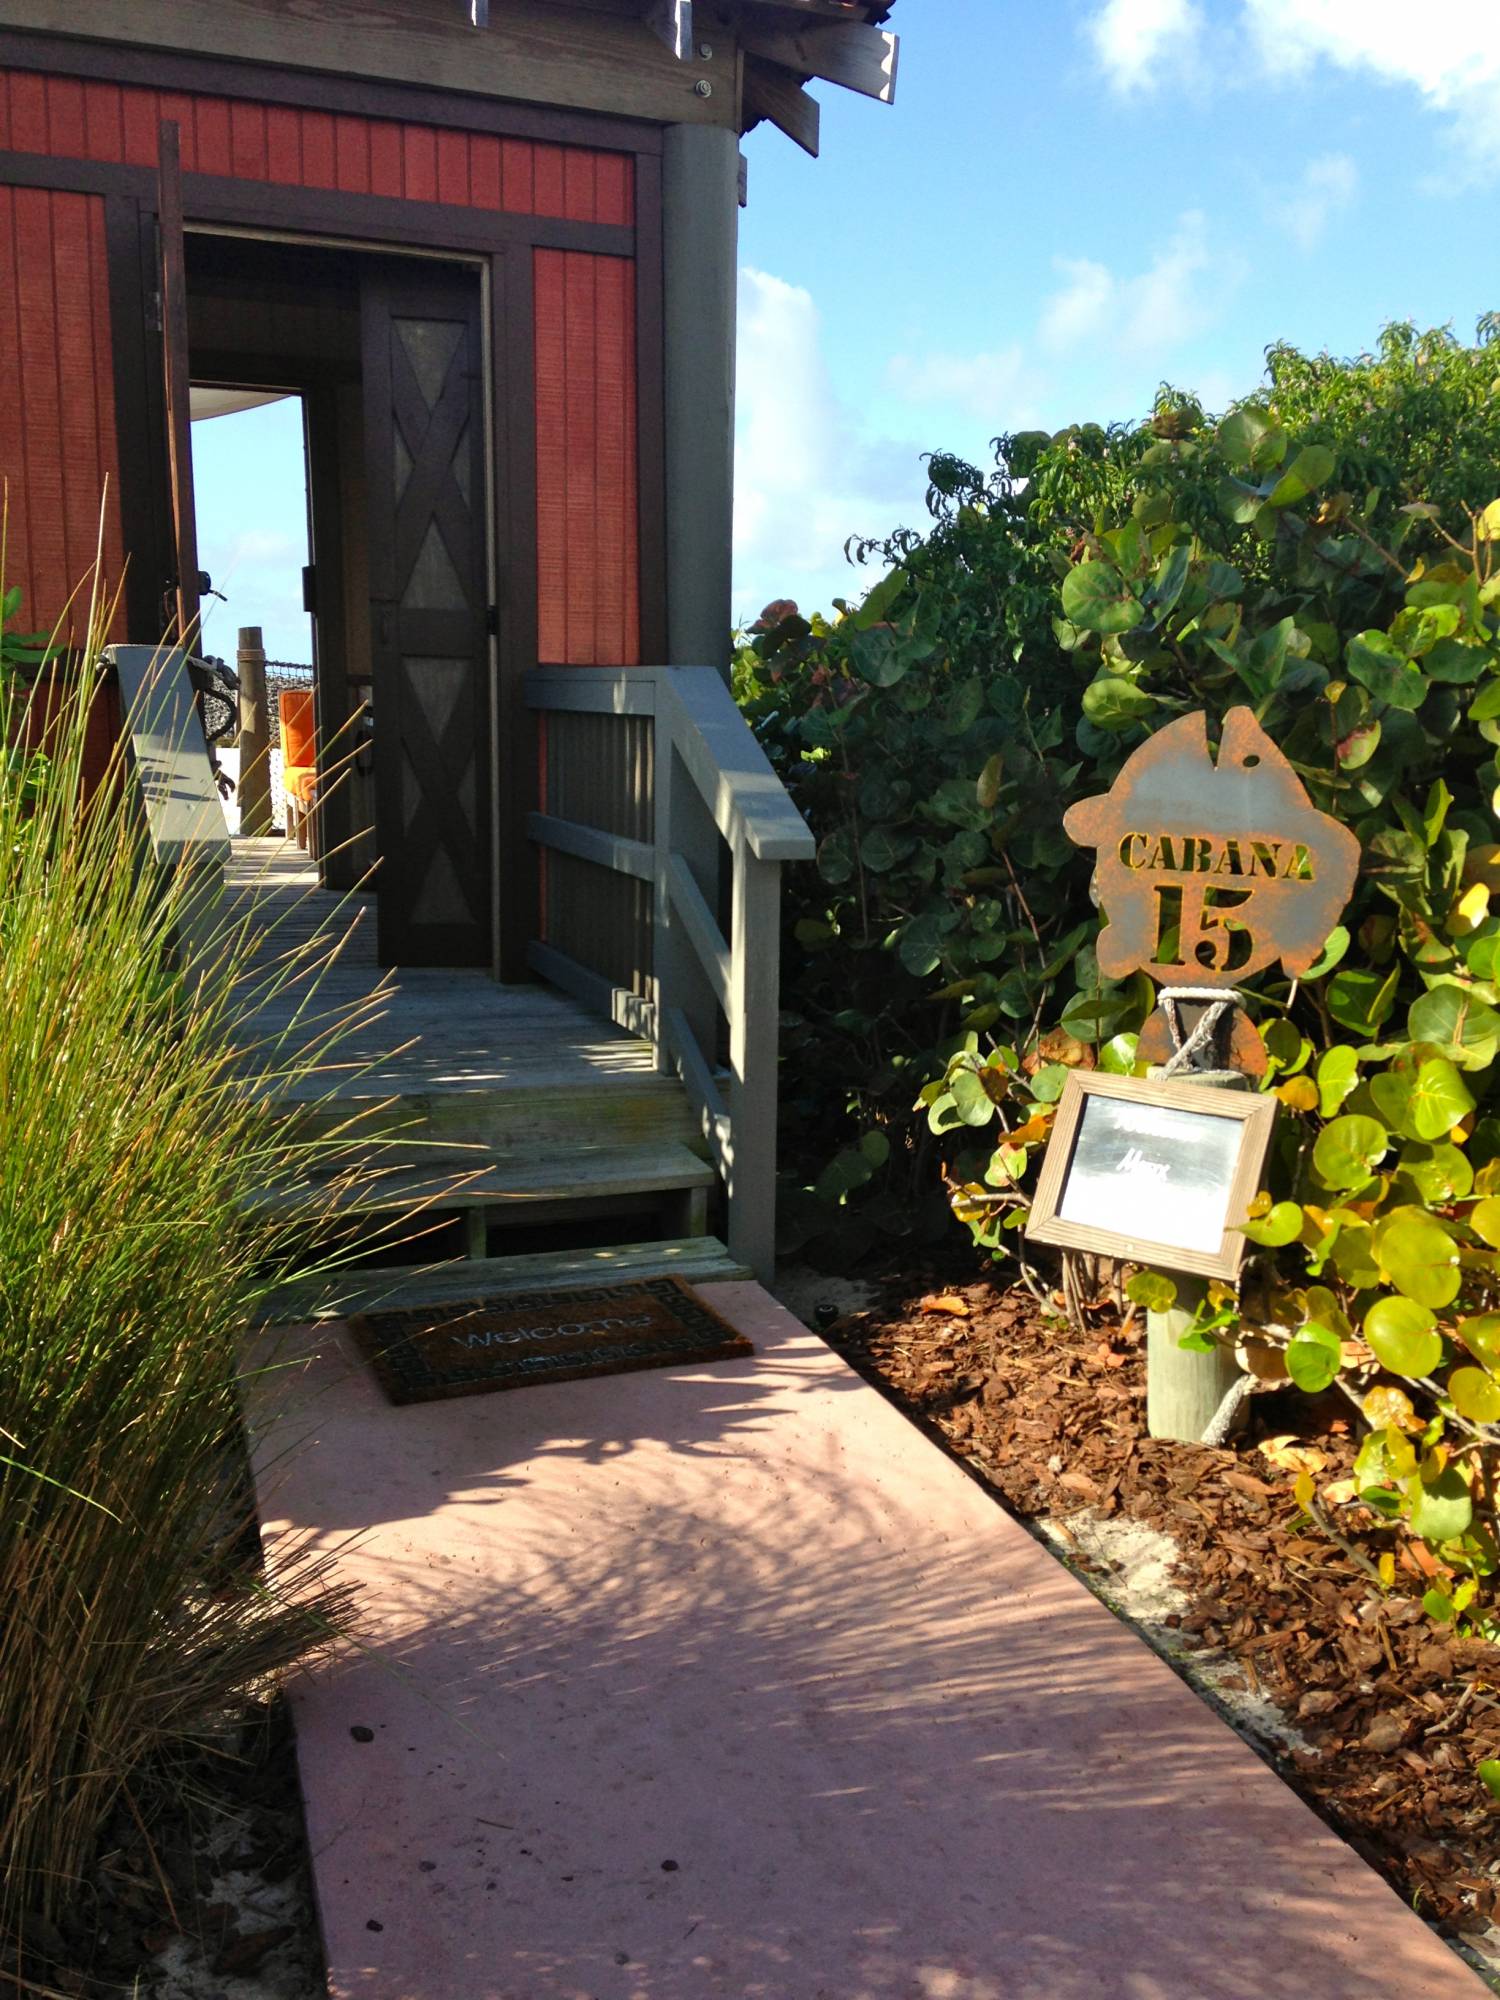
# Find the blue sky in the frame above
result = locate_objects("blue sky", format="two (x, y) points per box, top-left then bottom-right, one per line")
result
(193, 0), (1500, 660)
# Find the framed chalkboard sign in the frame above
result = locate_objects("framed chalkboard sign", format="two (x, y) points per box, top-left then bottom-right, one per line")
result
(1026, 1072), (1278, 1280)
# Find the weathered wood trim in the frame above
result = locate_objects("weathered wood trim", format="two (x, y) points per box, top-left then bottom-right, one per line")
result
(661, 1004), (732, 1165)
(725, 831), (781, 1278)
(494, 242), (540, 979)
(656, 667), (814, 862)
(0, 149), (150, 196)
(666, 851), (731, 1007)
(0, 8), (726, 132)
(661, 125), (736, 673)
(527, 938), (657, 1038)
(739, 19), (897, 101)
(742, 53), (819, 155)
(181, 172), (635, 256)
(634, 144), (668, 666)
(528, 809), (655, 880)
(525, 668), (657, 714)
(0, 147), (637, 254)
(103, 193), (164, 643)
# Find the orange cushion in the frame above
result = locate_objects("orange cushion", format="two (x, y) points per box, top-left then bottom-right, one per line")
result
(279, 687), (316, 770)
(284, 763), (318, 807)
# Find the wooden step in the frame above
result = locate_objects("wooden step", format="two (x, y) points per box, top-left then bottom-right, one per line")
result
(262, 1142), (716, 1216)
(276, 1069), (699, 1155)
(264, 1236), (752, 1323)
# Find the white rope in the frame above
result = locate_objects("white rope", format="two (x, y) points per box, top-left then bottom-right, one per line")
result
(1156, 983), (1242, 1077)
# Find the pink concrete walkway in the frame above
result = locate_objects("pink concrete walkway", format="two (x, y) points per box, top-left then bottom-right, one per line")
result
(249, 1283), (1486, 2000)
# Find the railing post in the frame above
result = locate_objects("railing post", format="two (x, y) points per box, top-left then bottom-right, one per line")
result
(652, 676), (721, 1077)
(727, 835), (782, 1284)
(235, 625), (272, 836)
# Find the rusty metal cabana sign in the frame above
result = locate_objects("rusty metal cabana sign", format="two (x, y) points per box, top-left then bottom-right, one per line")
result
(1062, 705), (1359, 1072)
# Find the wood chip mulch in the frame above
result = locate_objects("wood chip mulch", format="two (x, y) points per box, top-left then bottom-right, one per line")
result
(827, 1263), (1500, 1953)
(3, 1697), (320, 1999)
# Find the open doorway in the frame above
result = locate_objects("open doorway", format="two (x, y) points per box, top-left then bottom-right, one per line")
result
(181, 231), (493, 969)
(189, 388), (317, 843)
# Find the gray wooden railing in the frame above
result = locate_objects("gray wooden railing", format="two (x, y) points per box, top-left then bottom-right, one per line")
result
(525, 666), (814, 1280)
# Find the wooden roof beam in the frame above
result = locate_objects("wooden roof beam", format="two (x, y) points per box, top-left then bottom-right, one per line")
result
(742, 53), (819, 155)
(643, 0), (693, 59)
(739, 16), (896, 101)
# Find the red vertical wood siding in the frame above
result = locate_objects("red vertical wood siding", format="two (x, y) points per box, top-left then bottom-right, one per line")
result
(0, 69), (642, 662)
(0, 70), (635, 223)
(0, 184), (123, 636)
(533, 249), (640, 667)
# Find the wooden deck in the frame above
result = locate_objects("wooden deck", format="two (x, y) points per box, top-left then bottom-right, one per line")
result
(222, 838), (743, 1303)
(225, 838), (657, 1106)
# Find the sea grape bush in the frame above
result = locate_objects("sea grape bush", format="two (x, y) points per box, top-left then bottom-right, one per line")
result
(745, 321), (1500, 1626)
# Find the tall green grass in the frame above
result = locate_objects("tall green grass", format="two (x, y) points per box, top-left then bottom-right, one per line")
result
(0, 588), (385, 1945)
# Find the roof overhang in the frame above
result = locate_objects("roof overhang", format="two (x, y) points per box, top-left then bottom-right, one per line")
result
(646, 1), (899, 155)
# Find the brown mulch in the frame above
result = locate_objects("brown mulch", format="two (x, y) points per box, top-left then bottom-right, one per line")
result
(827, 1261), (1500, 1950)
(3, 1697), (320, 1999)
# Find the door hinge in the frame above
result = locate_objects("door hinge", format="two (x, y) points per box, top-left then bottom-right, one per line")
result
(302, 564), (318, 615)
(149, 288), (162, 335)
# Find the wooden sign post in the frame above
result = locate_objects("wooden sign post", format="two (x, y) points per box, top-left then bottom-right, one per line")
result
(1027, 705), (1358, 1442)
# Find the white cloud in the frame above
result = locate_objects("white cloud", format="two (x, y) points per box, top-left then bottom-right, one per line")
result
(1243, 1), (1500, 171)
(885, 343), (1033, 423)
(733, 267), (926, 621)
(1087, 0), (1203, 93)
(1271, 151), (1358, 251)
(1038, 210), (1226, 356)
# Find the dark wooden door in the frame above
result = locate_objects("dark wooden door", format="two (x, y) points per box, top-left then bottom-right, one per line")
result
(361, 268), (490, 967)
(156, 120), (200, 646)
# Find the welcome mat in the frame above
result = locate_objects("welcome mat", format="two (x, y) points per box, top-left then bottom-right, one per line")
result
(349, 1275), (752, 1406)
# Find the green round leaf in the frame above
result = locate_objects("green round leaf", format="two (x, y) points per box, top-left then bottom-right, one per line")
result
(1061, 561), (1144, 636)
(1241, 1199), (1303, 1247)
(1286, 1321), (1342, 1392)
(1302, 925), (1351, 978)
(1408, 1057), (1476, 1142)
(1081, 675), (1156, 730)
(1377, 1213), (1461, 1309)
(1098, 1032), (1140, 1075)
(1479, 1760), (1500, 1803)
(1408, 1463), (1473, 1545)
(817, 828), (856, 886)
(1458, 1312), (1500, 1367)
(1313, 1114), (1388, 1190)
(1397, 1141), (1473, 1204)
(1407, 986), (1500, 1070)
(1469, 1196), (1500, 1249)
(1449, 1365), (1500, 1424)
(1267, 442), (1335, 508)
(1125, 1270), (1177, 1312)
(1315, 1045), (1360, 1118)
(1346, 629), (1430, 711)
(1363, 1294), (1442, 1376)
(949, 1069), (996, 1127)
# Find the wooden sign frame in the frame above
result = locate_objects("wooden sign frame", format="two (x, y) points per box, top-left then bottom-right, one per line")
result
(1026, 1072), (1278, 1280)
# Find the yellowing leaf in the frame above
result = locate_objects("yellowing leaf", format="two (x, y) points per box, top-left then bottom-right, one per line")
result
(1259, 1435), (1328, 1474)
(1363, 1383), (1419, 1431)
(920, 1293), (970, 1318)
(1275, 1075), (1319, 1112)
(1378, 1551), (1396, 1589)
(1450, 880), (1492, 935)
(1476, 498), (1500, 541)
(1294, 1469), (1317, 1512)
